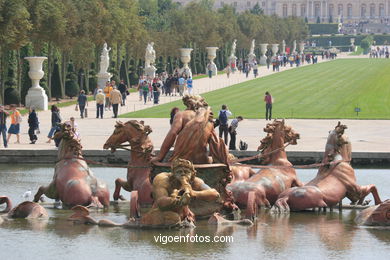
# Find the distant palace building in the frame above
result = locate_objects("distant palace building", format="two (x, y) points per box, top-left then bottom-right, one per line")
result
(174, 0), (390, 22)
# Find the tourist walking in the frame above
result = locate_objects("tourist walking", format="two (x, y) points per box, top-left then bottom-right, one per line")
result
(229, 116), (243, 150)
(207, 62), (213, 78)
(77, 90), (88, 119)
(245, 63), (250, 78)
(104, 81), (112, 110)
(47, 105), (61, 143)
(152, 78), (161, 104)
(110, 86), (122, 118)
(95, 89), (105, 119)
(0, 105), (9, 148)
(28, 107), (39, 144)
(142, 81), (149, 104)
(186, 76), (193, 95)
(118, 80), (127, 106)
(264, 91), (273, 120)
(224, 65), (231, 78)
(218, 104), (232, 145)
(178, 75), (185, 96)
(253, 62), (258, 78)
(7, 104), (21, 144)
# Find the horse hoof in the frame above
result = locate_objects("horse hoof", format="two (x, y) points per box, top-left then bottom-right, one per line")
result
(245, 191), (257, 219)
(130, 191), (140, 219)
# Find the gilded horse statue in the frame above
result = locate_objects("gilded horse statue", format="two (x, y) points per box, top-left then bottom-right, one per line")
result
(273, 122), (382, 212)
(103, 120), (154, 213)
(227, 120), (302, 217)
(33, 123), (110, 208)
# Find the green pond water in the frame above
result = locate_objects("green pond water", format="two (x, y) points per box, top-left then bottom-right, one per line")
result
(0, 165), (389, 260)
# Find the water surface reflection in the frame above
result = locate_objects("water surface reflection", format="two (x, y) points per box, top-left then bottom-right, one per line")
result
(0, 165), (389, 259)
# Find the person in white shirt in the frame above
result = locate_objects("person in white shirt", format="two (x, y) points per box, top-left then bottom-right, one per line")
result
(229, 116), (243, 150)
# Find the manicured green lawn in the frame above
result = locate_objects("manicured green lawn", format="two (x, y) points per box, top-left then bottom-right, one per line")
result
(120, 59), (390, 119)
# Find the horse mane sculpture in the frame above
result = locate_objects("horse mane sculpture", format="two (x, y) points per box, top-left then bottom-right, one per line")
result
(103, 120), (154, 208)
(227, 119), (302, 218)
(33, 123), (110, 208)
(273, 122), (382, 212)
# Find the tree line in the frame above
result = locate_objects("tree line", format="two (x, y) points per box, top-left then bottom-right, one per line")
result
(0, 0), (308, 105)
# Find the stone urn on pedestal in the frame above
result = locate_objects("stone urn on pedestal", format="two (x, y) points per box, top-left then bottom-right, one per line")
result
(350, 38), (356, 52)
(206, 47), (218, 76)
(24, 57), (48, 111)
(271, 44), (279, 57)
(259, 44), (268, 65)
(179, 48), (193, 78)
(298, 42), (305, 55)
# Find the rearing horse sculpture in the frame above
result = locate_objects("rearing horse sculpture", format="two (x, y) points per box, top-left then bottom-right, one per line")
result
(273, 122), (382, 212)
(34, 123), (110, 208)
(227, 120), (302, 217)
(103, 120), (154, 206)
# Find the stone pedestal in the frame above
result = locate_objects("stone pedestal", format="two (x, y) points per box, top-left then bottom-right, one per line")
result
(281, 40), (286, 55)
(259, 43), (268, 65)
(298, 42), (305, 55)
(206, 47), (218, 76)
(271, 44), (279, 57)
(97, 72), (112, 89)
(144, 66), (156, 79)
(24, 57), (48, 111)
(179, 48), (193, 78)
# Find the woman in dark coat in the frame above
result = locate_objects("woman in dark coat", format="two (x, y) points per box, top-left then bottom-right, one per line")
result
(28, 107), (39, 144)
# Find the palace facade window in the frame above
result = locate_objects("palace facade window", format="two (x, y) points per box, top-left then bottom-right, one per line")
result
(347, 4), (353, 19)
(292, 4), (297, 16)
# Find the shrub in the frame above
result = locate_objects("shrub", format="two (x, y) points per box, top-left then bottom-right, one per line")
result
(65, 63), (79, 98)
(308, 23), (339, 35)
(4, 87), (20, 105)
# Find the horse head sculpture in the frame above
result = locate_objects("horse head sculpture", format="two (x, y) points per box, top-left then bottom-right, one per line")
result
(104, 120), (153, 159)
(324, 121), (351, 163)
(257, 119), (300, 165)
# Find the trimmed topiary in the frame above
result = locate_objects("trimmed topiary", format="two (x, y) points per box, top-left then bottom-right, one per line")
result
(4, 87), (20, 105)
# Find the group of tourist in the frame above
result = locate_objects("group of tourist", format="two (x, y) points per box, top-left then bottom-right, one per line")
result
(216, 104), (244, 151)
(369, 46), (390, 58)
(137, 72), (194, 105)
(92, 80), (128, 119)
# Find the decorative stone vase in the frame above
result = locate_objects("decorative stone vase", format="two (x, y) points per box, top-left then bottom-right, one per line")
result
(271, 44), (279, 56)
(259, 44), (268, 65)
(298, 42), (305, 54)
(206, 47), (218, 76)
(24, 57), (48, 111)
(179, 48), (193, 77)
(350, 38), (355, 46)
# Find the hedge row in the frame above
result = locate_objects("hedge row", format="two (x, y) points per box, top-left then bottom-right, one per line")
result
(309, 35), (390, 47)
(308, 23), (339, 35)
